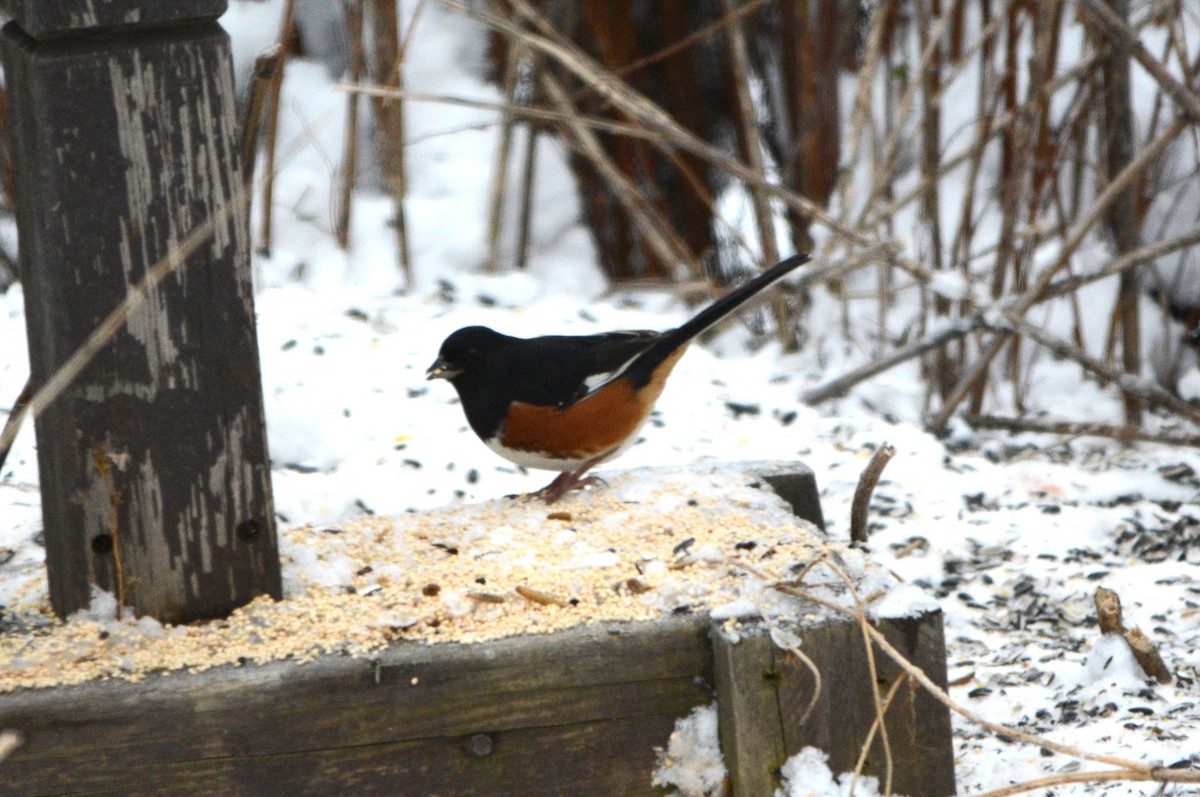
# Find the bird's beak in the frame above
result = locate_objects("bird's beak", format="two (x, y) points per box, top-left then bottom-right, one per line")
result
(426, 357), (463, 381)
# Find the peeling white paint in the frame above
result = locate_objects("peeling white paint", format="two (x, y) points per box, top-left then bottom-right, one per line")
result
(70, 1), (100, 27)
(103, 41), (254, 401)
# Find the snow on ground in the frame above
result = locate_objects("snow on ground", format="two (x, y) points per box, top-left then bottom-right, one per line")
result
(1, 2), (1199, 793)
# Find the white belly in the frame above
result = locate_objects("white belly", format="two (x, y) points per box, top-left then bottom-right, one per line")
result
(482, 428), (642, 473)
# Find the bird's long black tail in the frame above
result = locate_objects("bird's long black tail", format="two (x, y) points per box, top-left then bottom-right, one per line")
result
(624, 253), (809, 387)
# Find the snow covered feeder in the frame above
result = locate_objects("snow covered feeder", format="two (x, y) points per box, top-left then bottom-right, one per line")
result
(0, 0), (280, 623)
(0, 462), (954, 795)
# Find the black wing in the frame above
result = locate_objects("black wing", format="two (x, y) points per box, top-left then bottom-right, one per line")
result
(500, 330), (661, 408)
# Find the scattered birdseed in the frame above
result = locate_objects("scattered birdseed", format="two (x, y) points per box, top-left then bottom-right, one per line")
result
(0, 464), (912, 694)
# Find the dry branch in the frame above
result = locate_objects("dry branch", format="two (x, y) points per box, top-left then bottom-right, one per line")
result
(774, 562), (1200, 790)
(850, 443), (896, 543)
(964, 415), (1200, 447)
(1077, 0), (1200, 122)
(990, 308), (1200, 426)
(485, 26), (524, 272)
(513, 53), (542, 271)
(239, 45), (283, 196)
(336, 0), (366, 249)
(930, 114), (1189, 429)
(539, 72), (693, 274)
(1094, 586), (1124, 634)
(803, 223), (1200, 408)
(0, 377), (30, 474)
(1124, 628), (1172, 685)
(612, 0), (773, 81)
(1097, 0), (1143, 425)
(451, 0), (860, 246)
(0, 186), (252, 458)
(720, 0), (795, 350)
(802, 316), (980, 404)
(257, 0), (297, 254)
(367, 0), (417, 283)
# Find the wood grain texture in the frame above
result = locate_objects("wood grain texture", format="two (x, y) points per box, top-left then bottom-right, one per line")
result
(711, 624), (789, 796)
(0, 0), (227, 39)
(1, 15), (279, 622)
(713, 611), (956, 797)
(0, 616), (714, 795)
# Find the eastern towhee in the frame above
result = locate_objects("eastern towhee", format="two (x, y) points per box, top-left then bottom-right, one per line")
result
(428, 253), (809, 502)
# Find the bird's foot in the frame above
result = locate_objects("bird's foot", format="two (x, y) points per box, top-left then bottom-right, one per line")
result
(528, 470), (607, 504)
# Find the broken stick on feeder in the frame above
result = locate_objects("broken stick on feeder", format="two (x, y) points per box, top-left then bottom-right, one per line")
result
(850, 443), (896, 543)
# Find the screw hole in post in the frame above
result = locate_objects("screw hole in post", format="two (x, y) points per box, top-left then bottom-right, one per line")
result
(236, 519), (261, 541)
(466, 733), (494, 757)
(91, 534), (114, 555)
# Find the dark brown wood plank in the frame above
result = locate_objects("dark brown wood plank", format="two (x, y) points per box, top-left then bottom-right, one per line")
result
(15, 715), (678, 796)
(711, 625), (790, 796)
(0, 616), (713, 795)
(0, 0), (227, 39)
(751, 461), (826, 530)
(713, 610), (956, 797)
(869, 615), (957, 796)
(0, 13), (280, 622)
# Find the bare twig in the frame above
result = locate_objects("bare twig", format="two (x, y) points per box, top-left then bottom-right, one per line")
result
(449, 0), (865, 247)
(1040, 225), (1200, 301)
(367, 0), (418, 283)
(0, 377), (31, 474)
(803, 317), (980, 404)
(973, 768), (1200, 797)
(803, 223), (1200, 407)
(930, 114), (1189, 429)
(335, 1), (366, 249)
(757, 613), (824, 726)
(513, 68), (541, 271)
(1091, 587), (1172, 683)
(485, 26), (524, 272)
(1125, 628), (1172, 684)
(851, 672), (909, 795)
(239, 45), (284, 196)
(1095, 0), (1143, 425)
(1077, 0), (1200, 122)
(777, 563), (1187, 776)
(257, 0), (298, 254)
(1095, 586), (1125, 634)
(964, 414), (1200, 447)
(539, 71), (694, 274)
(607, 0), (774, 81)
(720, 0), (795, 350)
(989, 308), (1200, 425)
(0, 185), (252, 459)
(850, 443), (896, 543)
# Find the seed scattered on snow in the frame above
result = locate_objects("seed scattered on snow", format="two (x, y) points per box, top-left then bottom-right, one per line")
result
(0, 468), (886, 693)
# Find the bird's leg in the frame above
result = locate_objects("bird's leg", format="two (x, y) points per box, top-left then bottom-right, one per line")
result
(531, 454), (610, 504)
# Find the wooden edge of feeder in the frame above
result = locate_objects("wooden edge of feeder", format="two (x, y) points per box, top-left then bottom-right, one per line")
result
(0, 610), (954, 797)
(0, 615), (716, 794)
(0, 462), (955, 795)
(711, 609), (956, 797)
(0, 0), (229, 40)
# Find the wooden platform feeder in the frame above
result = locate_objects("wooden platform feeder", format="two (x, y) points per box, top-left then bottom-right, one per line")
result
(0, 463), (955, 796)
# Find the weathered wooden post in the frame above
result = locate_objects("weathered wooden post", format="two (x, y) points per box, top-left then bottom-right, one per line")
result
(0, 0), (281, 622)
